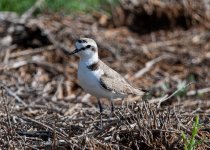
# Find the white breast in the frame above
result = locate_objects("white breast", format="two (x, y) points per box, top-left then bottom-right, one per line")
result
(77, 61), (124, 99)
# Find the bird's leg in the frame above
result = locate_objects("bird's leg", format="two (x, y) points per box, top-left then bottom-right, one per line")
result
(126, 98), (128, 109)
(108, 99), (115, 122)
(121, 97), (124, 108)
(110, 95), (115, 113)
(97, 98), (103, 128)
(97, 98), (103, 113)
(110, 100), (115, 113)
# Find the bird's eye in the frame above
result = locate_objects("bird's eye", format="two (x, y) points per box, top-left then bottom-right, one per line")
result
(77, 40), (82, 43)
(86, 45), (91, 48)
(82, 40), (87, 43)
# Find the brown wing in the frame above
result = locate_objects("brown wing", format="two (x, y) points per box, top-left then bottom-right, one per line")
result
(99, 60), (144, 95)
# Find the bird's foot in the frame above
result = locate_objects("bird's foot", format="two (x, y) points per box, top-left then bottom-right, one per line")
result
(94, 112), (103, 130)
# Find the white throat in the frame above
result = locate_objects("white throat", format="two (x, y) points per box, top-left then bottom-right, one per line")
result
(79, 51), (99, 66)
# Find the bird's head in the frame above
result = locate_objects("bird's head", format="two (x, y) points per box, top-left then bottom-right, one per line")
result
(70, 38), (98, 60)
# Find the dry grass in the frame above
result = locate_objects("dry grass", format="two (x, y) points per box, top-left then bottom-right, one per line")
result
(0, 1), (210, 149)
(0, 90), (209, 149)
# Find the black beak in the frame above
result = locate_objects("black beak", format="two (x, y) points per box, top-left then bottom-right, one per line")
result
(69, 46), (88, 55)
(69, 49), (80, 55)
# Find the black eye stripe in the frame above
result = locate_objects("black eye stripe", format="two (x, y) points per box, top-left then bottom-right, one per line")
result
(78, 45), (92, 51)
(86, 45), (91, 48)
(77, 40), (82, 43)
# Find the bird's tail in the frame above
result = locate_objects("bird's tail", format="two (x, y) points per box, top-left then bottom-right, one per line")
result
(132, 88), (147, 96)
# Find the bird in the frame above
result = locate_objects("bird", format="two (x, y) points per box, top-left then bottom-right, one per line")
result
(69, 38), (145, 123)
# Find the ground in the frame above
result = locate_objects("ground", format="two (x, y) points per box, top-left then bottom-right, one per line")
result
(0, 1), (210, 149)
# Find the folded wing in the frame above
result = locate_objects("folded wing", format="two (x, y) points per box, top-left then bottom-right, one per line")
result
(99, 60), (144, 96)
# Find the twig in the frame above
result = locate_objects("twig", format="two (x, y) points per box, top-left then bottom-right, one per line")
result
(21, 117), (69, 141)
(93, 119), (119, 138)
(20, 0), (45, 24)
(1, 60), (63, 74)
(0, 82), (27, 106)
(3, 45), (17, 63)
(16, 130), (51, 140)
(187, 87), (210, 96)
(139, 39), (185, 52)
(148, 82), (194, 106)
(134, 54), (173, 78)
(9, 45), (54, 58)
(148, 95), (168, 104)
(1, 88), (13, 140)
(157, 82), (194, 107)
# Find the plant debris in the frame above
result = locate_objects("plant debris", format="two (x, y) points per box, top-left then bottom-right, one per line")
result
(0, 1), (210, 149)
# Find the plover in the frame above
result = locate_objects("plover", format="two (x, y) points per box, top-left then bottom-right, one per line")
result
(69, 38), (145, 114)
